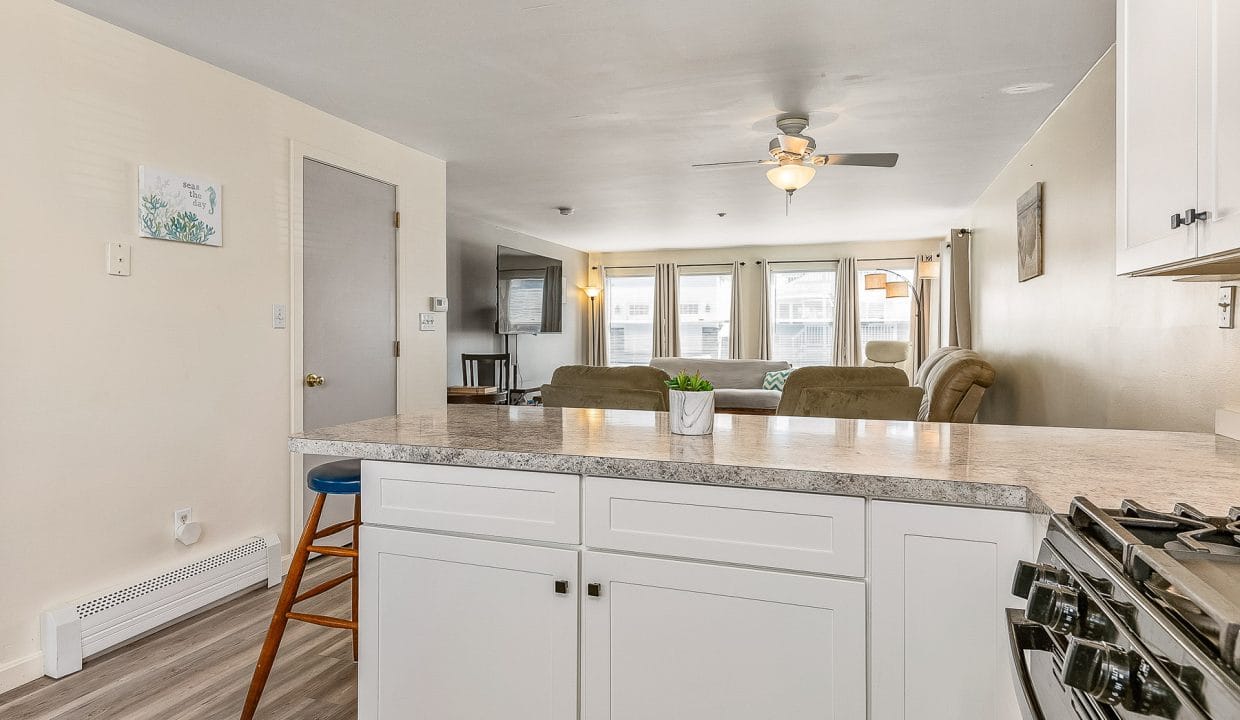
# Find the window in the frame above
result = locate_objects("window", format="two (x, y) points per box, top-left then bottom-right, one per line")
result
(605, 271), (655, 365)
(857, 261), (914, 352)
(768, 264), (837, 367)
(677, 269), (733, 359)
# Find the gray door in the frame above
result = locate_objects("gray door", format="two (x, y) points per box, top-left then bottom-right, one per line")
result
(303, 158), (397, 543)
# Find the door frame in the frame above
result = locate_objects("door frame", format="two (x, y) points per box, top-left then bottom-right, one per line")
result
(288, 140), (401, 556)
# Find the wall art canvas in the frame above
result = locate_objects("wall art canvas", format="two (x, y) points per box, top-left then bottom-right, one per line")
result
(1016, 181), (1043, 282)
(138, 166), (222, 246)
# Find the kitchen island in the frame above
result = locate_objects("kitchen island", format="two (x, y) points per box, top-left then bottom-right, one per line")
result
(290, 406), (1240, 720)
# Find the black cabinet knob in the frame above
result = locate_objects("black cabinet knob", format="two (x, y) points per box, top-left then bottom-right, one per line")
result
(587, 582), (602, 598)
(554, 579), (569, 595)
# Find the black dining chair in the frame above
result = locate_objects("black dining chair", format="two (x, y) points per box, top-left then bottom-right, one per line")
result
(461, 353), (513, 403)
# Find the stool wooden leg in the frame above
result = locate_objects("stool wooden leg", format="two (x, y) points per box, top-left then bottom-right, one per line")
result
(240, 493), (326, 720)
(351, 494), (361, 661)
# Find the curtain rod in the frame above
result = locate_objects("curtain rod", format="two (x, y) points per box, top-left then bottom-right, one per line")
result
(591, 262), (744, 270)
(593, 254), (934, 271)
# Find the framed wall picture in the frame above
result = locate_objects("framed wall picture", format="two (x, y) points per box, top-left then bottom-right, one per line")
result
(1016, 182), (1042, 282)
(138, 165), (222, 246)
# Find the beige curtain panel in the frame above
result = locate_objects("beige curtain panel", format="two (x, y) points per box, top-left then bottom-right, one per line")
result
(728, 261), (743, 359)
(945, 229), (973, 349)
(588, 268), (608, 366)
(833, 257), (861, 366)
(653, 262), (679, 358)
(757, 260), (772, 360)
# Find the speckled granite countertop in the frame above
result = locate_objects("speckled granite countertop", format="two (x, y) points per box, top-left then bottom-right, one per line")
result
(289, 406), (1240, 514)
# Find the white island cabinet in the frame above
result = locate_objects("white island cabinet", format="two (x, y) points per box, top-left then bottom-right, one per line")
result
(357, 460), (1035, 720)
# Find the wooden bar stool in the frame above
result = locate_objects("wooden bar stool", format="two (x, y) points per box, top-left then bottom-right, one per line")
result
(240, 459), (362, 720)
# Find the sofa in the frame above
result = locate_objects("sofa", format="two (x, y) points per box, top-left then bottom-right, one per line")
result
(777, 347), (996, 423)
(540, 365), (671, 411)
(649, 357), (792, 414)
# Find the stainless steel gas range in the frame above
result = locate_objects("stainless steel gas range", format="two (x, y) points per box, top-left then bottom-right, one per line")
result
(1009, 498), (1240, 719)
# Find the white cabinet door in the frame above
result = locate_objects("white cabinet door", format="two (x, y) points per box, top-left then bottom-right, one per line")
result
(1197, 0), (1240, 259)
(1117, 0), (1200, 273)
(359, 526), (578, 720)
(870, 501), (1036, 720)
(581, 551), (866, 720)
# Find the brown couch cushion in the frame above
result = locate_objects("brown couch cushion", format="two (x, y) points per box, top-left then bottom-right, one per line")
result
(792, 386), (926, 421)
(916, 348), (995, 422)
(541, 365), (671, 411)
(776, 366), (909, 415)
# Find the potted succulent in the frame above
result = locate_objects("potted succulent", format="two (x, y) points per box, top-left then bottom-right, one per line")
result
(665, 371), (715, 436)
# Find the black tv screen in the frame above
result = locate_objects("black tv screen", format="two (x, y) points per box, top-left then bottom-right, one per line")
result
(497, 245), (563, 334)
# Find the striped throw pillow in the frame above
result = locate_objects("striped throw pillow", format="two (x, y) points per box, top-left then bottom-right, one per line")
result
(762, 369), (791, 391)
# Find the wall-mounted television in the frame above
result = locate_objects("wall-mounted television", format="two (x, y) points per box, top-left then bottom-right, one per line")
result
(497, 245), (563, 334)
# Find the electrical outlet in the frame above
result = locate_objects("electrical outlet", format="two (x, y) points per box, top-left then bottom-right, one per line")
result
(173, 507), (191, 532)
(1220, 286), (1237, 329)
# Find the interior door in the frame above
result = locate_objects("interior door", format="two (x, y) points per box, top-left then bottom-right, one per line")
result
(358, 527), (579, 720)
(581, 551), (867, 720)
(302, 158), (397, 542)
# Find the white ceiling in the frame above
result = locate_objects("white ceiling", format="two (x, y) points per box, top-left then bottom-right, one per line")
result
(60, 0), (1114, 252)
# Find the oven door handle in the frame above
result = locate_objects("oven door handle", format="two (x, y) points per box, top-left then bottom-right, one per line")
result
(1007, 608), (1055, 720)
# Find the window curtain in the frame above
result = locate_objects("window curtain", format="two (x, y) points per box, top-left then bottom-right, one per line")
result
(757, 260), (772, 359)
(652, 262), (679, 358)
(728, 261), (743, 359)
(944, 229), (973, 349)
(832, 257), (861, 366)
(540, 264), (563, 333)
(588, 268), (608, 366)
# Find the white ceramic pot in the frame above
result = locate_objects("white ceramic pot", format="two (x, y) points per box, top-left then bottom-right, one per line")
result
(668, 389), (715, 436)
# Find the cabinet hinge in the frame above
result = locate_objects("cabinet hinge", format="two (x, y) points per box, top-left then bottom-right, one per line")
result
(393, 211), (400, 229)
(393, 340), (400, 357)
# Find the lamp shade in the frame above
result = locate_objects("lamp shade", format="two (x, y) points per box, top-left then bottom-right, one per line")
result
(582, 286), (602, 299)
(917, 256), (941, 279)
(864, 272), (889, 291)
(885, 280), (910, 298)
(765, 163), (816, 192)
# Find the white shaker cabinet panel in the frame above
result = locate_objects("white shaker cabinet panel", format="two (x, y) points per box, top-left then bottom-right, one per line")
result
(580, 551), (866, 720)
(584, 476), (865, 576)
(870, 501), (1036, 720)
(361, 460), (580, 543)
(1117, 0), (1199, 273)
(358, 527), (578, 720)
(1197, 0), (1240, 259)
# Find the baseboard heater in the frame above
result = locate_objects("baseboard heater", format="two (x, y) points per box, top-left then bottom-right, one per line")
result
(41, 534), (281, 678)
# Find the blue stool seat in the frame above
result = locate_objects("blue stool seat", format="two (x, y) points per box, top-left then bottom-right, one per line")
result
(306, 459), (362, 495)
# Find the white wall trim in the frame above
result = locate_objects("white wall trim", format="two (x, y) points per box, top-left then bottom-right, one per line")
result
(0, 653), (43, 695)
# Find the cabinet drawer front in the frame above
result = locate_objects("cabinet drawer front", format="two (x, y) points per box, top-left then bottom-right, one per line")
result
(363, 461), (580, 543)
(584, 476), (865, 576)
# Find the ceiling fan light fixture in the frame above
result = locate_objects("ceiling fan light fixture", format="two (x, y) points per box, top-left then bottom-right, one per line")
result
(765, 162), (816, 192)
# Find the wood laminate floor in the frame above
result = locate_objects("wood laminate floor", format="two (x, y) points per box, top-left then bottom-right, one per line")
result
(0, 557), (358, 720)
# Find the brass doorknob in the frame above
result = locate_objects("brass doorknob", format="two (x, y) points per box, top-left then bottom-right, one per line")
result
(304, 373), (325, 387)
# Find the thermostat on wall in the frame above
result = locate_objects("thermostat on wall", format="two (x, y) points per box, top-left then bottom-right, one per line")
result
(431, 296), (448, 312)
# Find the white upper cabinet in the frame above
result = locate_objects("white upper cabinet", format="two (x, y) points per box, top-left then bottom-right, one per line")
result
(1197, 0), (1240, 258)
(1118, 0), (1240, 275)
(1116, 0), (1200, 274)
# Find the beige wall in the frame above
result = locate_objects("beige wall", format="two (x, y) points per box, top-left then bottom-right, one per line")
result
(597, 239), (942, 360)
(447, 215), (588, 388)
(965, 48), (1240, 431)
(0, 0), (445, 688)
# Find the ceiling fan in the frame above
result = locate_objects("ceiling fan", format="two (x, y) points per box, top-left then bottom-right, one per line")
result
(692, 116), (898, 208)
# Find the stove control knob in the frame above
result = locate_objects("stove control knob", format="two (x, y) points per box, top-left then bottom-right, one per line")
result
(1061, 638), (1131, 707)
(1012, 561), (1068, 599)
(1026, 581), (1081, 634)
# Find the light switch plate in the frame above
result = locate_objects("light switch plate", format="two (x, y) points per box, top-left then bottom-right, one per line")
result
(272, 304), (287, 329)
(107, 242), (131, 276)
(419, 312), (438, 331)
(1220, 286), (1237, 329)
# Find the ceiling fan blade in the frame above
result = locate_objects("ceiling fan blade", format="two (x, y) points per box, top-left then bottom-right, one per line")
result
(813, 153), (899, 167)
(690, 160), (776, 170)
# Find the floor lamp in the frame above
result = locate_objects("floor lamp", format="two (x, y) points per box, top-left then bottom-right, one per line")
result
(582, 286), (602, 365)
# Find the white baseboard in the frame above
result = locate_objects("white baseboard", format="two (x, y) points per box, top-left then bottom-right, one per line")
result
(1218, 407), (1240, 441)
(0, 652), (44, 695)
